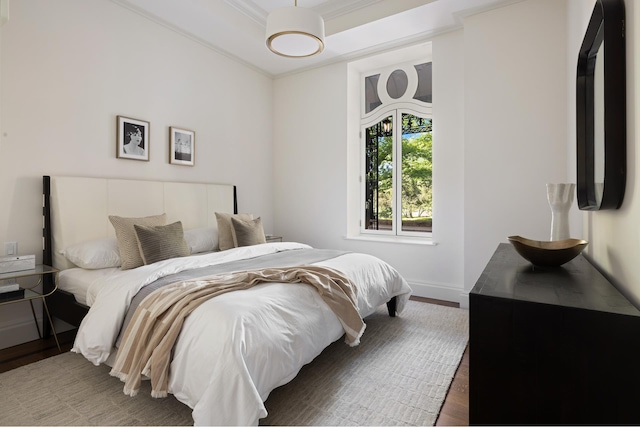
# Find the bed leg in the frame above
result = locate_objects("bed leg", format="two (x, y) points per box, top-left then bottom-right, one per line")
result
(386, 296), (397, 317)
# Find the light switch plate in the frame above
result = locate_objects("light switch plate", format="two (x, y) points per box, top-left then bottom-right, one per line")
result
(4, 242), (16, 256)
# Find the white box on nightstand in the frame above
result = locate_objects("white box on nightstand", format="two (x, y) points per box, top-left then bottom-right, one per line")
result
(0, 255), (35, 273)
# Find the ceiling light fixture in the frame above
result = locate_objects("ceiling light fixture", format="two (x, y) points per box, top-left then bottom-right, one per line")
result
(265, 0), (325, 58)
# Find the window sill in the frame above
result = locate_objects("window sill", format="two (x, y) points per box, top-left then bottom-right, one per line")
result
(343, 235), (437, 246)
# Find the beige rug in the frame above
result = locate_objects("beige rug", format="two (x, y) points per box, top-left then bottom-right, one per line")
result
(0, 300), (468, 426)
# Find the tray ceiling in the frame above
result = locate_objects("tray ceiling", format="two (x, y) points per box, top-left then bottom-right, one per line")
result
(111, 0), (524, 77)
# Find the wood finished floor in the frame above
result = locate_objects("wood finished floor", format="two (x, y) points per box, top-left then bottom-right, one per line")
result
(0, 297), (469, 426)
(411, 296), (469, 426)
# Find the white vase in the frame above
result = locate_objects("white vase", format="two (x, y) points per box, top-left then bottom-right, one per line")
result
(547, 183), (575, 241)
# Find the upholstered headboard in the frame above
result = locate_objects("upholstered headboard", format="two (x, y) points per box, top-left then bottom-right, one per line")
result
(43, 175), (237, 271)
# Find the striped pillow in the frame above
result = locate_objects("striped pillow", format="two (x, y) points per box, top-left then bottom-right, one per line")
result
(231, 216), (266, 247)
(109, 213), (167, 270)
(134, 221), (190, 265)
(215, 212), (253, 251)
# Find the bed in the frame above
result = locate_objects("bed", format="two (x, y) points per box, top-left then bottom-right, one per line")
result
(41, 175), (412, 425)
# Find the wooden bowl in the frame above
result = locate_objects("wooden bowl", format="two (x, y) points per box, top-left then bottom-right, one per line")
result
(507, 236), (589, 267)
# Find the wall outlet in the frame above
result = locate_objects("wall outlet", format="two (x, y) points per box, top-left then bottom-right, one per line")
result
(4, 242), (17, 256)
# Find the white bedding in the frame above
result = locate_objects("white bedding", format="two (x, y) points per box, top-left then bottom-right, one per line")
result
(58, 267), (119, 306)
(71, 242), (411, 425)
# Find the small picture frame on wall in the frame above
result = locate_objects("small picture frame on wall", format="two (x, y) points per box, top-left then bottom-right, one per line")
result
(117, 116), (150, 161)
(169, 126), (195, 166)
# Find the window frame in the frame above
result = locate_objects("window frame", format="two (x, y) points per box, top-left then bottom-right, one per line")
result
(359, 62), (433, 239)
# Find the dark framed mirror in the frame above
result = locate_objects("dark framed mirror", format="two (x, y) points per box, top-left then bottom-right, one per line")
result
(576, 0), (626, 210)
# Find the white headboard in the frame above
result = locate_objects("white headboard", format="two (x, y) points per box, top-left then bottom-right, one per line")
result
(43, 176), (237, 270)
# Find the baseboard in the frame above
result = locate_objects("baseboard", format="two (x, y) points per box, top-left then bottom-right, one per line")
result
(459, 291), (470, 309)
(408, 280), (467, 307)
(0, 316), (75, 350)
(0, 318), (42, 350)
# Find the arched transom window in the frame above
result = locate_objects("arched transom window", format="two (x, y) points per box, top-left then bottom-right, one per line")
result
(361, 61), (433, 237)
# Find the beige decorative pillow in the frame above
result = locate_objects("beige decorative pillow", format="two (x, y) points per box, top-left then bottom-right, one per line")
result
(215, 212), (253, 251)
(109, 213), (167, 270)
(231, 216), (266, 248)
(134, 221), (190, 265)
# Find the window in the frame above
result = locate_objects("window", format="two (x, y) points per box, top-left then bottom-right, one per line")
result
(361, 61), (432, 237)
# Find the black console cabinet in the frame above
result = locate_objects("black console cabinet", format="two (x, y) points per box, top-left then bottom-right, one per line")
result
(469, 243), (640, 425)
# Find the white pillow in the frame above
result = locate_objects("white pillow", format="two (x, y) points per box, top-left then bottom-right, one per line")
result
(60, 237), (121, 269)
(184, 226), (219, 254)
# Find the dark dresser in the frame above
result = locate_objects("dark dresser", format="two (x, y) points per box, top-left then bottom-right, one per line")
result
(469, 243), (640, 425)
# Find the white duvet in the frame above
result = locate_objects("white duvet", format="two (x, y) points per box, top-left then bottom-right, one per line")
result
(72, 242), (412, 425)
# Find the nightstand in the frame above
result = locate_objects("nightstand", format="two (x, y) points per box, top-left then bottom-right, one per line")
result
(265, 235), (283, 243)
(0, 265), (60, 351)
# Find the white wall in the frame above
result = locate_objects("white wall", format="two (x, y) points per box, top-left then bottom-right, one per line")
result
(273, 34), (467, 303)
(568, 0), (640, 307)
(0, 0), (274, 348)
(274, 0), (572, 305)
(462, 0), (571, 296)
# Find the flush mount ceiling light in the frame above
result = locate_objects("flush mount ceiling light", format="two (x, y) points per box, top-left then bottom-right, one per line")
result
(266, 0), (325, 58)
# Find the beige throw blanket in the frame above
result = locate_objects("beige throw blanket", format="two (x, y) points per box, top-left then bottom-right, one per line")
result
(109, 265), (366, 398)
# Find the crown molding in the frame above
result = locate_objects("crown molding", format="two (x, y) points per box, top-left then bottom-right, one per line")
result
(223, 0), (384, 26)
(222, 0), (267, 26)
(110, 0), (274, 78)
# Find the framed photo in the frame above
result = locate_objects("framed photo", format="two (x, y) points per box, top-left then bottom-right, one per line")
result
(117, 116), (150, 161)
(169, 126), (195, 166)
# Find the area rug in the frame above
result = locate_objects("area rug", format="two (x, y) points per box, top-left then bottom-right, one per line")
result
(0, 300), (468, 426)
